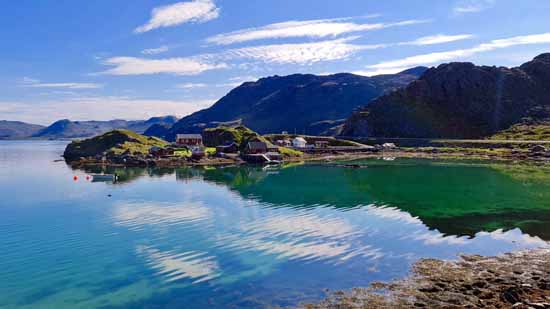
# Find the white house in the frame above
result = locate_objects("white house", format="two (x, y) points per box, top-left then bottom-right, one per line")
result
(292, 137), (307, 148)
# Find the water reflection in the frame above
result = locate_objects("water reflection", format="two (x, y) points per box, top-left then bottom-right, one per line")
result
(113, 202), (212, 231)
(137, 246), (220, 284)
(3, 141), (547, 309)
(74, 161), (550, 241)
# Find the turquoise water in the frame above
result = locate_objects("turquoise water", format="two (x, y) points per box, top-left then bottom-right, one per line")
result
(1, 141), (549, 308)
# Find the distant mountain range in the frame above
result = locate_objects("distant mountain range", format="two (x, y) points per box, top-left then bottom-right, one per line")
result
(0, 121), (45, 139)
(8, 54), (548, 142)
(341, 53), (550, 139)
(0, 116), (178, 140)
(158, 68), (427, 140)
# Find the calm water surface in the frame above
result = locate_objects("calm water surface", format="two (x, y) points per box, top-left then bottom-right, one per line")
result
(1, 141), (549, 308)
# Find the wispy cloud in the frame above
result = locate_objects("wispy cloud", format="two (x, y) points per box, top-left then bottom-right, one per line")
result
(400, 34), (473, 46)
(176, 83), (208, 89)
(102, 32), (470, 75)
(205, 17), (429, 45)
(135, 0), (219, 33)
(221, 36), (383, 65)
(453, 0), (495, 14)
(19, 77), (102, 89)
(99, 56), (228, 76)
(218, 33), (467, 66)
(0, 96), (214, 125)
(361, 32), (550, 75)
(141, 45), (170, 55)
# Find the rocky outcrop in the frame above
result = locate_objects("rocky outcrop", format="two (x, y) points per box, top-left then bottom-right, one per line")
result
(341, 53), (550, 138)
(63, 129), (168, 162)
(202, 125), (271, 149)
(309, 249), (550, 308)
(164, 68), (427, 140)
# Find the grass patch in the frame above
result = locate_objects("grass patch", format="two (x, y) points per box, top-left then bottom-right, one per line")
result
(205, 147), (216, 156)
(174, 148), (192, 157)
(264, 134), (366, 147)
(203, 125), (274, 150)
(278, 147), (303, 157)
(64, 129), (168, 161)
(491, 123), (550, 141)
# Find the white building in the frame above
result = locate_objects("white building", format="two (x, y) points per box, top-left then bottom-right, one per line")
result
(292, 137), (307, 148)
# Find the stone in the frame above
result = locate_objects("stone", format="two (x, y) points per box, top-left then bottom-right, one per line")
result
(531, 145), (547, 153)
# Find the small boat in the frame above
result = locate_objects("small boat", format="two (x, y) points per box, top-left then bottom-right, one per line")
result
(91, 174), (118, 182)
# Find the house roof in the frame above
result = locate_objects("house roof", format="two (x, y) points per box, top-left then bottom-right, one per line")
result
(176, 134), (202, 139)
(293, 137), (307, 143)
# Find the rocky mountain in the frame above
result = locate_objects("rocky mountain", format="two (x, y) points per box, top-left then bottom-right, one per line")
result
(0, 121), (45, 140)
(33, 116), (178, 139)
(163, 68), (427, 140)
(341, 53), (550, 138)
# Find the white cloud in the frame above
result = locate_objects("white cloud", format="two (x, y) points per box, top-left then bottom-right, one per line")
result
(453, 0), (495, 14)
(363, 32), (550, 75)
(205, 17), (429, 45)
(99, 56), (228, 76)
(222, 37), (383, 65)
(141, 45), (170, 55)
(176, 83), (208, 89)
(229, 75), (257, 82)
(135, 0), (219, 33)
(401, 34), (473, 46)
(352, 67), (412, 76)
(19, 77), (102, 89)
(0, 96), (214, 125)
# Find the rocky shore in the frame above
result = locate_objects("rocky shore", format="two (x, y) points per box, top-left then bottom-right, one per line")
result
(68, 144), (550, 169)
(305, 249), (550, 308)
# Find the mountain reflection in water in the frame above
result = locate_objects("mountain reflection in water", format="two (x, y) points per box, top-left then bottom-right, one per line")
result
(1, 141), (549, 308)
(80, 161), (550, 241)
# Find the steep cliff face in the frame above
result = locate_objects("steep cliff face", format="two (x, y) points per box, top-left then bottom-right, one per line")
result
(341, 54), (550, 139)
(164, 69), (426, 140)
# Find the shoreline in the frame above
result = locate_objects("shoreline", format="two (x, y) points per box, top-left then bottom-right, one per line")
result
(304, 248), (550, 308)
(66, 146), (550, 168)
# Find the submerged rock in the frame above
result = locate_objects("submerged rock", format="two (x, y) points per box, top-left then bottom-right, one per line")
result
(305, 249), (550, 308)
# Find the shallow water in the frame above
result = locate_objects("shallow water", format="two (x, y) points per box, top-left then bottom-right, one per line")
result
(1, 141), (549, 308)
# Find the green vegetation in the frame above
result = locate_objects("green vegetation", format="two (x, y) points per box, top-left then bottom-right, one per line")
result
(205, 147), (217, 156)
(490, 163), (550, 183)
(490, 123), (550, 141)
(264, 134), (365, 147)
(63, 129), (168, 161)
(278, 147), (303, 157)
(202, 125), (272, 149)
(174, 148), (192, 157)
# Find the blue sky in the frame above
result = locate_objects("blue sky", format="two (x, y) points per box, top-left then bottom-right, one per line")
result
(2, 0), (550, 124)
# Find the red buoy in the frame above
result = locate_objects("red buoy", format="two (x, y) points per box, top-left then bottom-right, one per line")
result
(73, 176), (78, 181)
